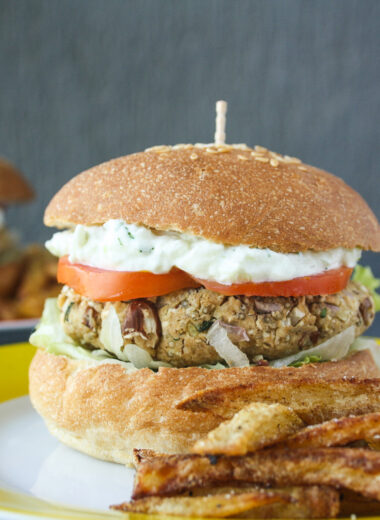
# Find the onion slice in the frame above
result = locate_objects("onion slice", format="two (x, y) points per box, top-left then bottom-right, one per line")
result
(99, 306), (124, 358)
(207, 320), (250, 368)
(270, 326), (356, 368)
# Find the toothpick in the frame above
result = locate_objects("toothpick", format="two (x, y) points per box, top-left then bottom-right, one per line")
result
(214, 100), (228, 145)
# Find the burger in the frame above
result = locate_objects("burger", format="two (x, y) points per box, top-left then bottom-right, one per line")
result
(29, 140), (380, 466)
(0, 158), (34, 300)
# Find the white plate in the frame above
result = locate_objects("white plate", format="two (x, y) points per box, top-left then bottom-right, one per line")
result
(0, 319), (38, 331)
(0, 396), (135, 517)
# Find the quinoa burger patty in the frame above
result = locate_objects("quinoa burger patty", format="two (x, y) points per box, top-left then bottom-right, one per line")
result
(58, 281), (374, 367)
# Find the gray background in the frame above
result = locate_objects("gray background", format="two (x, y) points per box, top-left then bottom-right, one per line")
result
(1, 0), (379, 334)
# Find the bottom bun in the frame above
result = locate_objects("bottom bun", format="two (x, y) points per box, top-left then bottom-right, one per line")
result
(29, 349), (380, 466)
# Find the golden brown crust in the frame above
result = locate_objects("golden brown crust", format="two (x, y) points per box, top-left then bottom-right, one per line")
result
(44, 145), (380, 252)
(0, 158), (34, 203)
(29, 349), (380, 466)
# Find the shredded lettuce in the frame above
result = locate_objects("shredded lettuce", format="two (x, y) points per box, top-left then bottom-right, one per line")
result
(349, 336), (380, 369)
(29, 299), (224, 370)
(289, 355), (323, 368)
(270, 326), (355, 367)
(29, 299), (137, 370)
(353, 265), (380, 312)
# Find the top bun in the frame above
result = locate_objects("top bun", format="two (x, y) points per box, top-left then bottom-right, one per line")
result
(44, 144), (380, 253)
(0, 158), (34, 204)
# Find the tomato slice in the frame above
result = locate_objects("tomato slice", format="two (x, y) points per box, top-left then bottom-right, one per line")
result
(194, 267), (353, 297)
(57, 256), (200, 302)
(58, 256), (353, 301)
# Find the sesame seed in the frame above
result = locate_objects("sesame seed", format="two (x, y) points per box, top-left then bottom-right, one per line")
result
(270, 158), (279, 167)
(284, 155), (302, 164)
(190, 153), (198, 160)
(255, 145), (268, 152)
(145, 145), (171, 153)
(298, 166), (308, 171)
(238, 154), (249, 160)
(232, 143), (250, 150)
(206, 147), (219, 153)
(254, 156), (269, 163)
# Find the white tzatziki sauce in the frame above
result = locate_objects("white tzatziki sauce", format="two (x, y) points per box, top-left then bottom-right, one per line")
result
(46, 220), (361, 284)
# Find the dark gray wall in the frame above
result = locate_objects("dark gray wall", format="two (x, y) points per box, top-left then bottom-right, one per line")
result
(1, 0), (380, 334)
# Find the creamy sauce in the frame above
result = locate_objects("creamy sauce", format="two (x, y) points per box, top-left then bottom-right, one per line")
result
(46, 220), (361, 284)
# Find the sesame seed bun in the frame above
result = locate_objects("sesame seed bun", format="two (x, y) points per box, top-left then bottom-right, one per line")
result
(0, 158), (34, 204)
(29, 349), (380, 466)
(44, 145), (380, 253)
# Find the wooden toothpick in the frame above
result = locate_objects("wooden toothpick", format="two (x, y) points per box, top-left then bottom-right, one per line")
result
(214, 100), (228, 145)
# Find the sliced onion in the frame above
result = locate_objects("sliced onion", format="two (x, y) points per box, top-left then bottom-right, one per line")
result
(124, 344), (157, 369)
(122, 343), (170, 369)
(270, 326), (356, 368)
(99, 306), (125, 358)
(219, 322), (249, 342)
(207, 320), (250, 368)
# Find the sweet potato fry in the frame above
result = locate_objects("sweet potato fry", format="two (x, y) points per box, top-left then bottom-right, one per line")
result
(276, 412), (380, 449)
(132, 448), (380, 501)
(111, 490), (286, 517)
(177, 378), (380, 424)
(192, 402), (304, 455)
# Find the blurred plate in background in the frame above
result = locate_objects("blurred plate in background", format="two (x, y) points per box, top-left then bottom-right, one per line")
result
(0, 319), (37, 345)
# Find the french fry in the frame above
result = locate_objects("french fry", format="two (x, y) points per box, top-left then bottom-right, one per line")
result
(132, 448), (380, 501)
(367, 435), (380, 450)
(242, 486), (340, 518)
(0, 244), (60, 319)
(15, 245), (60, 318)
(111, 490), (286, 517)
(133, 448), (163, 467)
(177, 378), (380, 425)
(192, 402), (304, 455)
(340, 490), (380, 517)
(191, 485), (340, 519)
(131, 452), (341, 517)
(276, 412), (380, 449)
